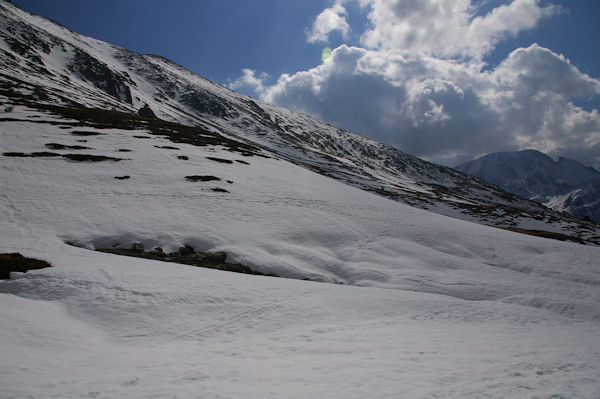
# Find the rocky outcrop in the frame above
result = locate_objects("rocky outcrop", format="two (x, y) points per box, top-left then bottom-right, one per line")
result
(137, 104), (156, 118)
(98, 244), (276, 277)
(0, 252), (52, 279)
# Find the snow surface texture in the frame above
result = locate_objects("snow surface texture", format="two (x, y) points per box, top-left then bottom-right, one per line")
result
(1, 2), (600, 397)
(2, 106), (600, 398)
(1, 0), (598, 243)
(455, 150), (600, 223)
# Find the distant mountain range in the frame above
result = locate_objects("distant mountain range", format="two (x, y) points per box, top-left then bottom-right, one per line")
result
(585, 156), (600, 172)
(455, 150), (600, 222)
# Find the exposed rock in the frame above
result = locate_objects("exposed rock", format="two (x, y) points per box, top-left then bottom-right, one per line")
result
(179, 245), (195, 255)
(206, 251), (227, 263)
(150, 247), (166, 258)
(71, 131), (103, 136)
(62, 153), (122, 162)
(45, 143), (91, 150)
(132, 242), (144, 253)
(68, 48), (133, 104)
(205, 156), (233, 164)
(181, 90), (237, 119)
(138, 104), (156, 118)
(95, 244), (276, 276)
(0, 252), (52, 279)
(185, 175), (220, 182)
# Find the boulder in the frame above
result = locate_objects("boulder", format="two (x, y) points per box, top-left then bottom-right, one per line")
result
(132, 242), (145, 253)
(151, 247), (166, 258)
(179, 245), (195, 255)
(137, 104), (156, 118)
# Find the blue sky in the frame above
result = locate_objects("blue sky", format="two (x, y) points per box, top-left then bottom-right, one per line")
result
(11, 0), (600, 166)
(10, 0), (338, 85)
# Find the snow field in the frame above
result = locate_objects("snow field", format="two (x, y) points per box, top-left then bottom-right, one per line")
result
(1, 243), (599, 398)
(1, 109), (600, 397)
(2, 3), (600, 395)
(1, 114), (599, 314)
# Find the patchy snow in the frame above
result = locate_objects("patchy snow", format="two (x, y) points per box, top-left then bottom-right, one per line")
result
(1, 107), (600, 398)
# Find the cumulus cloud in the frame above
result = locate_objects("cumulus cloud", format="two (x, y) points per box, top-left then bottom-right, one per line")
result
(263, 42), (600, 165)
(306, 1), (351, 43)
(360, 0), (561, 59)
(235, 0), (600, 165)
(227, 68), (268, 95)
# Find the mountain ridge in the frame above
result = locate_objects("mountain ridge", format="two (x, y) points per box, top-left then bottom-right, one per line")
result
(1, 0), (598, 243)
(455, 149), (600, 223)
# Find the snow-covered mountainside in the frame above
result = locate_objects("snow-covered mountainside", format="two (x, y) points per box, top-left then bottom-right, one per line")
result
(456, 150), (600, 223)
(586, 156), (600, 172)
(0, 0), (597, 242)
(2, 72), (600, 399)
(2, 2), (600, 397)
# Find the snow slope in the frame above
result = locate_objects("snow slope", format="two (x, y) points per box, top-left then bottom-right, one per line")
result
(1, 0), (598, 242)
(1, 2), (600, 397)
(1, 103), (600, 398)
(2, 244), (599, 399)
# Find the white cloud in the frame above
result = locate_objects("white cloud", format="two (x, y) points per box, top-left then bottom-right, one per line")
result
(468, 0), (562, 56)
(359, 0), (561, 59)
(262, 42), (600, 165)
(306, 1), (351, 43)
(491, 44), (600, 99)
(227, 68), (269, 95)
(243, 1), (600, 165)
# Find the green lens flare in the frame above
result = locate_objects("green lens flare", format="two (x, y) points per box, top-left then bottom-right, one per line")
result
(321, 47), (332, 62)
